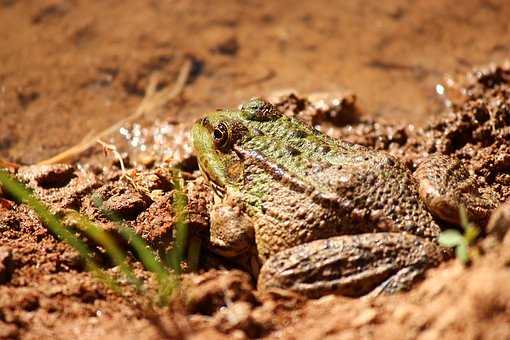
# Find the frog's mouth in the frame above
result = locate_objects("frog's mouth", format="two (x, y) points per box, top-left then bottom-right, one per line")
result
(198, 162), (226, 199)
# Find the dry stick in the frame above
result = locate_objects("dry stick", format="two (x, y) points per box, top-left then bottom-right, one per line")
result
(97, 140), (155, 198)
(97, 140), (128, 174)
(38, 59), (192, 165)
(0, 158), (19, 170)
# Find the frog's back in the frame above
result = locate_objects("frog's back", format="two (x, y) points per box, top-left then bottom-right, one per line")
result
(234, 100), (440, 258)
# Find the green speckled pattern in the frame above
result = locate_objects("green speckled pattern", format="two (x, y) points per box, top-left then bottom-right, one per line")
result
(192, 98), (440, 259)
(191, 98), (448, 297)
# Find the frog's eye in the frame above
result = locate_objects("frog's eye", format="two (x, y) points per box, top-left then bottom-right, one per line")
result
(213, 122), (230, 149)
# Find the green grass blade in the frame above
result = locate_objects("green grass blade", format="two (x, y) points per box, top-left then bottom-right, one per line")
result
(92, 195), (170, 278)
(168, 168), (189, 274)
(455, 243), (470, 264)
(0, 170), (122, 293)
(65, 210), (144, 291)
(92, 194), (179, 306)
(465, 225), (480, 244)
(187, 236), (201, 272)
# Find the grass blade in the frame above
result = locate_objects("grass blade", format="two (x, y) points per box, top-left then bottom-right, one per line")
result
(92, 195), (171, 277)
(168, 168), (189, 274)
(65, 210), (144, 291)
(0, 170), (122, 293)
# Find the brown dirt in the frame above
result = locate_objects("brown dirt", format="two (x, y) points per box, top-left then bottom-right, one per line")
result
(1, 1), (510, 339)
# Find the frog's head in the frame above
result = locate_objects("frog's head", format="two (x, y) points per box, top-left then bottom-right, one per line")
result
(191, 98), (282, 196)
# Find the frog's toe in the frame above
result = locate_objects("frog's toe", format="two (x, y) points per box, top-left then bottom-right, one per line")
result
(369, 267), (425, 297)
(257, 233), (447, 298)
(414, 155), (497, 225)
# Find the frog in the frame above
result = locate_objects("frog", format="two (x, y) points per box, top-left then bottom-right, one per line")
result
(191, 98), (497, 298)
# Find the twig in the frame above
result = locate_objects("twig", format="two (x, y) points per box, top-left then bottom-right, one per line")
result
(0, 158), (20, 170)
(97, 140), (151, 196)
(98, 140), (127, 174)
(38, 59), (192, 165)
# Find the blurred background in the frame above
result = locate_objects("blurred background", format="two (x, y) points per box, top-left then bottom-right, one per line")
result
(1, 0), (509, 163)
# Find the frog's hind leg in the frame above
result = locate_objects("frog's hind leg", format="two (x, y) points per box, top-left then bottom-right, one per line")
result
(257, 232), (447, 298)
(414, 154), (499, 225)
(369, 266), (426, 297)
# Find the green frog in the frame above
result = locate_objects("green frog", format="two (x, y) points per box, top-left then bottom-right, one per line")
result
(191, 98), (496, 298)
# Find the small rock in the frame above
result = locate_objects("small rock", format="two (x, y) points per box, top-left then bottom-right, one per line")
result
(96, 182), (151, 219)
(133, 192), (175, 247)
(183, 269), (257, 315)
(211, 300), (274, 338)
(212, 301), (252, 333)
(186, 177), (212, 234)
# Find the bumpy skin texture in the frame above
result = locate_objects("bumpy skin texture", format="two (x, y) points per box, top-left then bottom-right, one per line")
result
(414, 154), (497, 225)
(192, 99), (457, 297)
(258, 233), (446, 298)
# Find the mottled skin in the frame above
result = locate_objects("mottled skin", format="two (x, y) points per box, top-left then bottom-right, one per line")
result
(192, 98), (492, 297)
(414, 155), (497, 225)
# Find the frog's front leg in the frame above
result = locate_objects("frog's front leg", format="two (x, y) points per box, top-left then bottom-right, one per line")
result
(209, 191), (255, 258)
(414, 155), (499, 225)
(257, 233), (447, 298)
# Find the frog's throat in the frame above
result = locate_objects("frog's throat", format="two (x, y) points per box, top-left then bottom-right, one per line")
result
(198, 162), (226, 198)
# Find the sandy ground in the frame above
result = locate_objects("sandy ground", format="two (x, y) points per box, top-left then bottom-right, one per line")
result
(1, 1), (510, 339)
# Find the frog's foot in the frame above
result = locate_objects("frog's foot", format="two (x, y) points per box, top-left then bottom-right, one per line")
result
(257, 233), (447, 298)
(369, 267), (425, 297)
(209, 192), (255, 258)
(414, 154), (498, 225)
